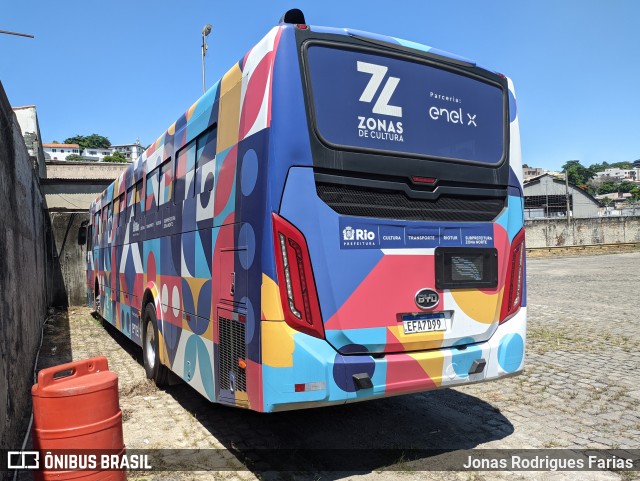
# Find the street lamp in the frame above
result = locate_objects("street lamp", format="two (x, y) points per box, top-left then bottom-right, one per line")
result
(201, 24), (212, 94)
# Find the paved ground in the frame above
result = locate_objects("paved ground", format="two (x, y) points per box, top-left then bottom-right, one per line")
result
(34, 252), (640, 480)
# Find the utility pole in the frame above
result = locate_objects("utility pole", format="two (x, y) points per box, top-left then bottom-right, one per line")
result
(564, 169), (575, 244)
(565, 171), (571, 233)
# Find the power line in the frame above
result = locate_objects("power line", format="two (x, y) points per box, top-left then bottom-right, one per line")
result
(0, 29), (34, 39)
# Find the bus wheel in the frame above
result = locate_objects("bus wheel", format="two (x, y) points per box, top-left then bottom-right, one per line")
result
(143, 303), (169, 386)
(94, 280), (100, 313)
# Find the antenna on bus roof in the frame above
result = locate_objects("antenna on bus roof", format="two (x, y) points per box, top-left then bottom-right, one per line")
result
(279, 8), (305, 25)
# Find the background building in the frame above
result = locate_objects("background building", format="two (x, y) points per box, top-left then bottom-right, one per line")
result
(42, 141), (143, 162)
(80, 147), (114, 161)
(111, 141), (144, 162)
(524, 173), (601, 219)
(43, 143), (81, 161)
(593, 168), (638, 182)
(522, 166), (544, 181)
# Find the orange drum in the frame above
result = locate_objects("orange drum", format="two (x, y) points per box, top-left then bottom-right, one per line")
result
(31, 357), (126, 480)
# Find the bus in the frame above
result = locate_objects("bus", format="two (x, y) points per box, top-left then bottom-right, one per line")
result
(82, 9), (526, 413)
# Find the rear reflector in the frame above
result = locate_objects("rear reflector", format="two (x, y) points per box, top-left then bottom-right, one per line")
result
(294, 382), (325, 392)
(500, 228), (525, 323)
(411, 176), (437, 184)
(273, 214), (325, 339)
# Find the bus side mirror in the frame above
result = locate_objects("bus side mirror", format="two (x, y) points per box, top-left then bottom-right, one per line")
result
(78, 221), (88, 245)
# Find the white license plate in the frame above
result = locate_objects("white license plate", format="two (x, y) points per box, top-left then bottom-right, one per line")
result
(402, 314), (447, 334)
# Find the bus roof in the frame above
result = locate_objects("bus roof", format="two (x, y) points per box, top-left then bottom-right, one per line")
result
(90, 19), (496, 213)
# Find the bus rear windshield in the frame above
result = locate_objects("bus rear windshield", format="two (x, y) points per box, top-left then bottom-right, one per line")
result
(306, 45), (505, 164)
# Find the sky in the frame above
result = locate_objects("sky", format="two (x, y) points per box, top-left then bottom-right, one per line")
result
(1, 0), (638, 171)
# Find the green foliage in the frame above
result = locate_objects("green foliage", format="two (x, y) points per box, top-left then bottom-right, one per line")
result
(65, 154), (83, 162)
(589, 160), (634, 175)
(597, 182), (619, 195)
(552, 158), (638, 200)
(596, 180), (637, 195)
(103, 151), (127, 163)
(610, 161), (633, 170)
(64, 134), (111, 150)
(561, 160), (594, 186)
(619, 181), (637, 193)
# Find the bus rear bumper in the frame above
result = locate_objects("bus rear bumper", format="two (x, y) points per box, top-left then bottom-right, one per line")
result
(262, 308), (526, 412)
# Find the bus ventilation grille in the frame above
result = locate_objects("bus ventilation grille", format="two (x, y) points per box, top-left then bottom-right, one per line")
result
(218, 315), (247, 393)
(316, 183), (504, 222)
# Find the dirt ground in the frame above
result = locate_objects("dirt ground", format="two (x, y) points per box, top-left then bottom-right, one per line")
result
(23, 252), (640, 481)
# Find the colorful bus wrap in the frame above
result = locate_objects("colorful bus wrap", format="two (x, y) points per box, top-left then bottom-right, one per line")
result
(85, 11), (526, 412)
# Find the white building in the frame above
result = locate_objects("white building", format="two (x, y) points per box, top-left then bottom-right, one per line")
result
(43, 140), (142, 162)
(593, 168), (637, 182)
(81, 147), (115, 161)
(43, 143), (81, 161)
(111, 142), (145, 162)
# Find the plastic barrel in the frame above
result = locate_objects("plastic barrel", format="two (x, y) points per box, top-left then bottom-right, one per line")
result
(32, 357), (126, 480)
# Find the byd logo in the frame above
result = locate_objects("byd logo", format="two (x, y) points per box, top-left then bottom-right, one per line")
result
(415, 288), (439, 310)
(357, 62), (402, 118)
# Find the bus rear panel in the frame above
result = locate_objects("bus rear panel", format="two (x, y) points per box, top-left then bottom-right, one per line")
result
(87, 17), (525, 413)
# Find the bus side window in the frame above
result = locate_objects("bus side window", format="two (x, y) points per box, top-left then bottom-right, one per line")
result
(146, 167), (159, 211)
(101, 206), (108, 236)
(87, 224), (93, 250)
(195, 126), (217, 195)
(174, 141), (196, 202)
(117, 193), (126, 228)
(159, 158), (173, 206)
(113, 196), (120, 231)
(135, 180), (143, 216)
(126, 185), (135, 222)
(107, 202), (114, 239)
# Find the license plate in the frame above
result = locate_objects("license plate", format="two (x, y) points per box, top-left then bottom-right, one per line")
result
(402, 313), (447, 334)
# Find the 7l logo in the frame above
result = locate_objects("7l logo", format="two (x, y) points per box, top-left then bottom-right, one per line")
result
(357, 62), (402, 118)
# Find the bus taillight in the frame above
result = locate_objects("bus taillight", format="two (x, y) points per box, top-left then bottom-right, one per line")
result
(272, 214), (325, 339)
(500, 228), (525, 323)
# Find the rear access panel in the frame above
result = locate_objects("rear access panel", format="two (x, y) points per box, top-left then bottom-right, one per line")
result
(216, 307), (248, 407)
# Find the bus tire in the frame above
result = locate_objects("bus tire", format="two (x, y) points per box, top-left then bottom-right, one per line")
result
(94, 279), (100, 313)
(142, 303), (169, 386)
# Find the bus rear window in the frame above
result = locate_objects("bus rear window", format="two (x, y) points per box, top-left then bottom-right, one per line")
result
(306, 45), (505, 164)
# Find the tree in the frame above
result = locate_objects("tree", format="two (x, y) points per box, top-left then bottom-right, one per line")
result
(618, 181), (636, 193)
(66, 154), (83, 162)
(597, 182), (619, 195)
(609, 161), (634, 169)
(103, 151), (127, 163)
(562, 160), (594, 186)
(64, 134), (111, 150)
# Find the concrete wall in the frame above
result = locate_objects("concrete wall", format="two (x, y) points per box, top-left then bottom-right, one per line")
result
(0, 83), (51, 452)
(525, 216), (640, 247)
(13, 105), (47, 179)
(50, 213), (90, 306)
(46, 160), (129, 180)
